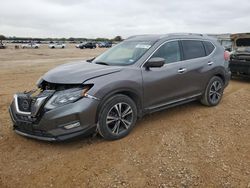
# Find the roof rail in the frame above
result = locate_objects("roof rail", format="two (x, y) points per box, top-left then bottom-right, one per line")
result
(126, 35), (151, 39)
(126, 33), (206, 40)
(168, 33), (204, 37)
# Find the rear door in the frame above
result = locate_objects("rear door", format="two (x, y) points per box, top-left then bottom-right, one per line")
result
(181, 40), (215, 93)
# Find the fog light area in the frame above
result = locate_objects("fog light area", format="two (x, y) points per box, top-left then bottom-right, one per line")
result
(64, 122), (80, 129)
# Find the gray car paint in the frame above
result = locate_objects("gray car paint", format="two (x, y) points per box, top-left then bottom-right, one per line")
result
(42, 61), (122, 84)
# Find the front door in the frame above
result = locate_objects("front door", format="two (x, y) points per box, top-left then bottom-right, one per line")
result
(142, 40), (205, 110)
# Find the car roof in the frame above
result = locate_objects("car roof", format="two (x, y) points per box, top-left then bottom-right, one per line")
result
(125, 33), (213, 42)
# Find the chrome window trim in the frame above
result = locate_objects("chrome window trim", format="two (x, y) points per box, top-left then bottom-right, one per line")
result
(140, 38), (217, 68)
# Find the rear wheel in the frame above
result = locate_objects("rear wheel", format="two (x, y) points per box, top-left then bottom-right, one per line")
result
(97, 94), (137, 140)
(201, 76), (224, 106)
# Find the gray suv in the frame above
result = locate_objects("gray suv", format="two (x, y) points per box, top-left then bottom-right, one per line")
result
(9, 33), (231, 141)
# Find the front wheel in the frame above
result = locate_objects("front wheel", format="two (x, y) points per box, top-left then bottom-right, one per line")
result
(201, 76), (224, 106)
(97, 94), (137, 140)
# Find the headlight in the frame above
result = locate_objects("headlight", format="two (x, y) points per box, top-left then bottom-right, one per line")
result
(44, 87), (90, 109)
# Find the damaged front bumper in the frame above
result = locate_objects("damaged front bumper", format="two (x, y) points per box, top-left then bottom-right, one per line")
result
(9, 90), (99, 141)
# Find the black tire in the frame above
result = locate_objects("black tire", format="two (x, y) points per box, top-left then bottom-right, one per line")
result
(62, 46), (64, 49)
(201, 76), (224, 106)
(97, 94), (137, 140)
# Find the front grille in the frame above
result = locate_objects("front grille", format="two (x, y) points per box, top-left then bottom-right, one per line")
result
(15, 114), (37, 122)
(14, 90), (55, 117)
(17, 95), (33, 112)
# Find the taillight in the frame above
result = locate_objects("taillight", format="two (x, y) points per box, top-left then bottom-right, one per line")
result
(224, 51), (230, 61)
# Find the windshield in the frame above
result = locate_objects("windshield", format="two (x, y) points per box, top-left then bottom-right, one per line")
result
(92, 41), (154, 66)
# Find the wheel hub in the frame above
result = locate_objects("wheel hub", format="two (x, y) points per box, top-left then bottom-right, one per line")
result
(106, 102), (133, 135)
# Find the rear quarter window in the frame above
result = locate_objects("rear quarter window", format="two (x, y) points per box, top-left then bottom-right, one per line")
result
(181, 40), (206, 60)
(203, 41), (215, 55)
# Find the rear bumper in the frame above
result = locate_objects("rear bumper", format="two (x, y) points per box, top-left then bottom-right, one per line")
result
(229, 59), (250, 76)
(9, 97), (99, 141)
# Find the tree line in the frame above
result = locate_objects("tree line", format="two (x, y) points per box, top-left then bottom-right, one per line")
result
(0, 35), (122, 42)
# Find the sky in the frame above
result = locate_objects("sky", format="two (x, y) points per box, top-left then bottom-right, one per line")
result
(0, 0), (250, 39)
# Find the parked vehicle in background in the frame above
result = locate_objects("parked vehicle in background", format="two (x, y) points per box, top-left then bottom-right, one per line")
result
(22, 42), (40, 49)
(9, 33), (231, 142)
(230, 33), (250, 78)
(98, 41), (112, 48)
(49, 42), (66, 49)
(79, 42), (96, 49)
(218, 38), (232, 52)
(0, 41), (6, 49)
(75, 42), (83, 48)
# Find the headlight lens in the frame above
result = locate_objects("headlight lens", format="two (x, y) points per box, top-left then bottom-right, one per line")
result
(45, 87), (89, 109)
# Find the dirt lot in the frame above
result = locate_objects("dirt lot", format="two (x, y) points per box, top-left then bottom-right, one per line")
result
(0, 44), (250, 188)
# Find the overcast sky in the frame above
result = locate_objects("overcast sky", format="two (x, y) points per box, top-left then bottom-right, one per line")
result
(0, 0), (250, 38)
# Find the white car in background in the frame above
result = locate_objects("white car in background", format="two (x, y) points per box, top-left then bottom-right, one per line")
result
(49, 42), (66, 49)
(22, 43), (40, 49)
(75, 43), (82, 48)
(75, 42), (86, 48)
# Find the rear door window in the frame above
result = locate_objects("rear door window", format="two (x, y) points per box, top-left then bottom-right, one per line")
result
(181, 40), (206, 60)
(151, 41), (181, 64)
(203, 41), (215, 55)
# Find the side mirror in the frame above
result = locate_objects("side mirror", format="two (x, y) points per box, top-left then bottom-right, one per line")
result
(144, 57), (165, 70)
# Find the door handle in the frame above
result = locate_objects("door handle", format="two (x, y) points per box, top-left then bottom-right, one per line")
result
(208, 61), (214, 66)
(178, 68), (187, 73)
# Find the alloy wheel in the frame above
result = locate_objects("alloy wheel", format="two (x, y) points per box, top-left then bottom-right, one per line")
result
(106, 102), (133, 135)
(209, 80), (223, 104)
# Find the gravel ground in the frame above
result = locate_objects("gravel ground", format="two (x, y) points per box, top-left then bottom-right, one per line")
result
(0, 45), (250, 188)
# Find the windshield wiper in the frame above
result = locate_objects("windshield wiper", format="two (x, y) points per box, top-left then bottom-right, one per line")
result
(95, 61), (109, 66)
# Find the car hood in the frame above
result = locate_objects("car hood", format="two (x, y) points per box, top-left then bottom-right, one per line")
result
(42, 61), (123, 84)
